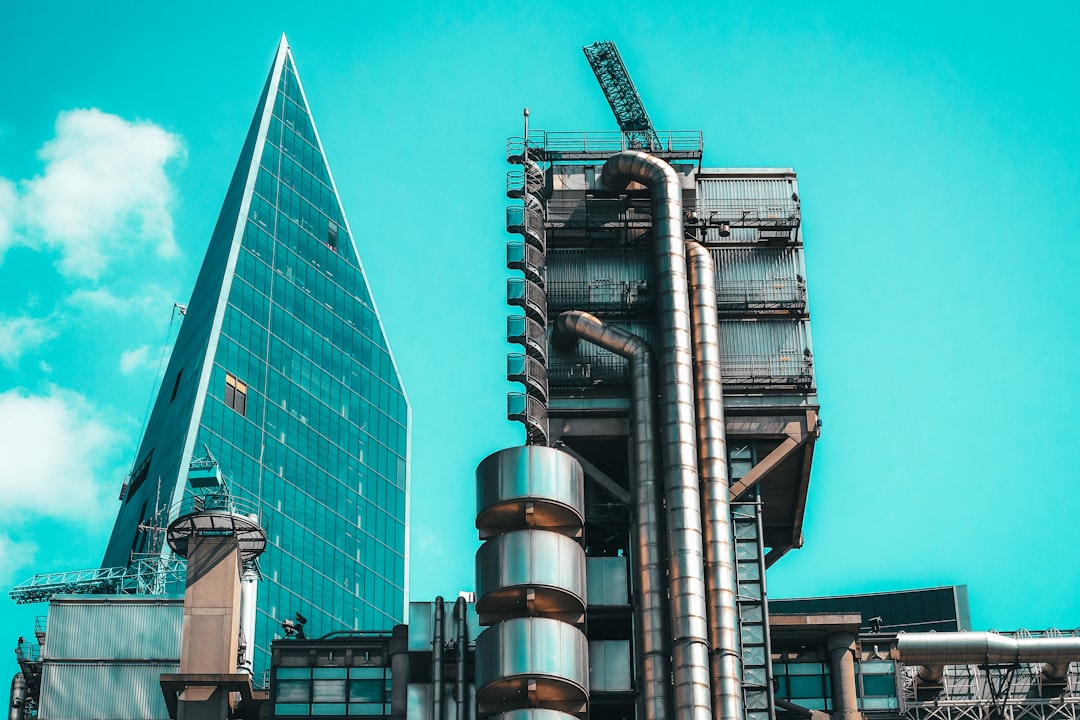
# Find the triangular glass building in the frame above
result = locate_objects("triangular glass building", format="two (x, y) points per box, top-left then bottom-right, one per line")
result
(101, 36), (409, 678)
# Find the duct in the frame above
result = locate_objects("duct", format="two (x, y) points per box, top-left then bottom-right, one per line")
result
(433, 597), (445, 720)
(553, 311), (671, 720)
(456, 597), (469, 720)
(826, 632), (860, 720)
(686, 239), (743, 720)
(390, 624), (410, 717)
(8, 673), (26, 720)
(238, 564), (259, 674)
(602, 150), (711, 720)
(896, 632), (1080, 684)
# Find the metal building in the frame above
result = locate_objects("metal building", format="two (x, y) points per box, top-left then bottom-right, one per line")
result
(497, 43), (818, 720)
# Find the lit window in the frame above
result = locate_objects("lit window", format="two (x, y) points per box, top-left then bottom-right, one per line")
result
(327, 220), (339, 252)
(225, 373), (248, 417)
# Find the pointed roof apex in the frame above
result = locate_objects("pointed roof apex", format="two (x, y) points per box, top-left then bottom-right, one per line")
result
(277, 33), (290, 56)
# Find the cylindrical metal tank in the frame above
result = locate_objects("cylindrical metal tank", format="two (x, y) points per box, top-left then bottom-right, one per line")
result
(475, 617), (589, 715)
(476, 446), (585, 538)
(476, 529), (587, 625)
(488, 710), (582, 720)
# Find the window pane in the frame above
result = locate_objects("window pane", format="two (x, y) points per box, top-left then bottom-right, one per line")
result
(275, 680), (310, 702)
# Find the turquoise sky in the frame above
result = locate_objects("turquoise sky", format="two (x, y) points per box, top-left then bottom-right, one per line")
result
(1, 0), (1077, 648)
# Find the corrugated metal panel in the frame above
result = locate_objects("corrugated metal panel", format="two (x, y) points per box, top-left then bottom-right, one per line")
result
(550, 317), (813, 389)
(46, 596), (183, 660)
(38, 662), (178, 720)
(719, 319), (810, 355)
(698, 177), (797, 204)
(713, 247), (806, 312)
(718, 319), (814, 387)
(696, 176), (800, 244)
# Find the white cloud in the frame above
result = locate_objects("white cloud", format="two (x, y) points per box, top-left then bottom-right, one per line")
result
(0, 314), (58, 367)
(0, 178), (17, 253)
(119, 344), (171, 375)
(0, 387), (126, 524)
(119, 345), (152, 374)
(0, 532), (38, 586)
(66, 284), (177, 315)
(14, 108), (183, 278)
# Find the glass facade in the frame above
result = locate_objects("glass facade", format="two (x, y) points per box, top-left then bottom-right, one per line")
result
(101, 38), (408, 681)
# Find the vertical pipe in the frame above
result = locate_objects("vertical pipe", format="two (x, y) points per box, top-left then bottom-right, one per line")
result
(455, 597), (469, 720)
(603, 150), (712, 720)
(8, 673), (26, 720)
(827, 632), (860, 720)
(433, 597), (445, 720)
(390, 624), (410, 718)
(553, 311), (671, 720)
(686, 239), (744, 720)
(238, 565), (259, 674)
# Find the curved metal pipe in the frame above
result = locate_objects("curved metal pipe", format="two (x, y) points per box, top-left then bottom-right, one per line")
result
(433, 597), (445, 720)
(455, 597), (469, 720)
(603, 150), (711, 720)
(896, 632), (1080, 684)
(686, 239), (743, 720)
(554, 311), (671, 720)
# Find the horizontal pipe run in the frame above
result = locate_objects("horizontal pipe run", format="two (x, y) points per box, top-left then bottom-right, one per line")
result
(896, 632), (1080, 683)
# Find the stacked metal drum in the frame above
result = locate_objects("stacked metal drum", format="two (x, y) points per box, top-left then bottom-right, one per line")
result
(473, 446), (590, 718)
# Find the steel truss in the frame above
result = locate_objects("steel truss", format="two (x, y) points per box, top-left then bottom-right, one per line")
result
(897, 662), (1080, 720)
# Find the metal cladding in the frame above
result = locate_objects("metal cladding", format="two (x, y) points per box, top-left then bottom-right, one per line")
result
(475, 445), (585, 539)
(686, 239), (744, 720)
(475, 446), (589, 717)
(489, 710), (583, 720)
(602, 150), (713, 720)
(896, 632), (1080, 684)
(8, 673), (26, 720)
(475, 617), (589, 714)
(506, 144), (550, 446)
(476, 530), (587, 625)
(552, 311), (671, 720)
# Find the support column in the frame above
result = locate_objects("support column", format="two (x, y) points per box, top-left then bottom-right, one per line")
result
(826, 632), (860, 720)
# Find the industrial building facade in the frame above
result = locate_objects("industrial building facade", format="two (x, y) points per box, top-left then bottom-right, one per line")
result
(498, 120), (817, 720)
(96, 36), (409, 679)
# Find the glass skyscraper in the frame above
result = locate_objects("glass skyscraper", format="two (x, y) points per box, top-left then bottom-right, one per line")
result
(101, 36), (409, 679)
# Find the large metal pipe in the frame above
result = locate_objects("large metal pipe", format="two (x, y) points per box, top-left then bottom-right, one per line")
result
(433, 597), (445, 720)
(390, 624), (410, 718)
(827, 632), (860, 720)
(455, 597), (470, 720)
(553, 311), (671, 720)
(896, 632), (1080, 684)
(238, 564), (259, 674)
(602, 150), (712, 720)
(8, 673), (26, 720)
(685, 239), (743, 720)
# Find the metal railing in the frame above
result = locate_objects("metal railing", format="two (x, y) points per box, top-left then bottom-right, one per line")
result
(544, 197), (800, 234)
(716, 279), (807, 312)
(508, 130), (703, 162)
(547, 280), (651, 312)
(549, 353), (813, 389)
